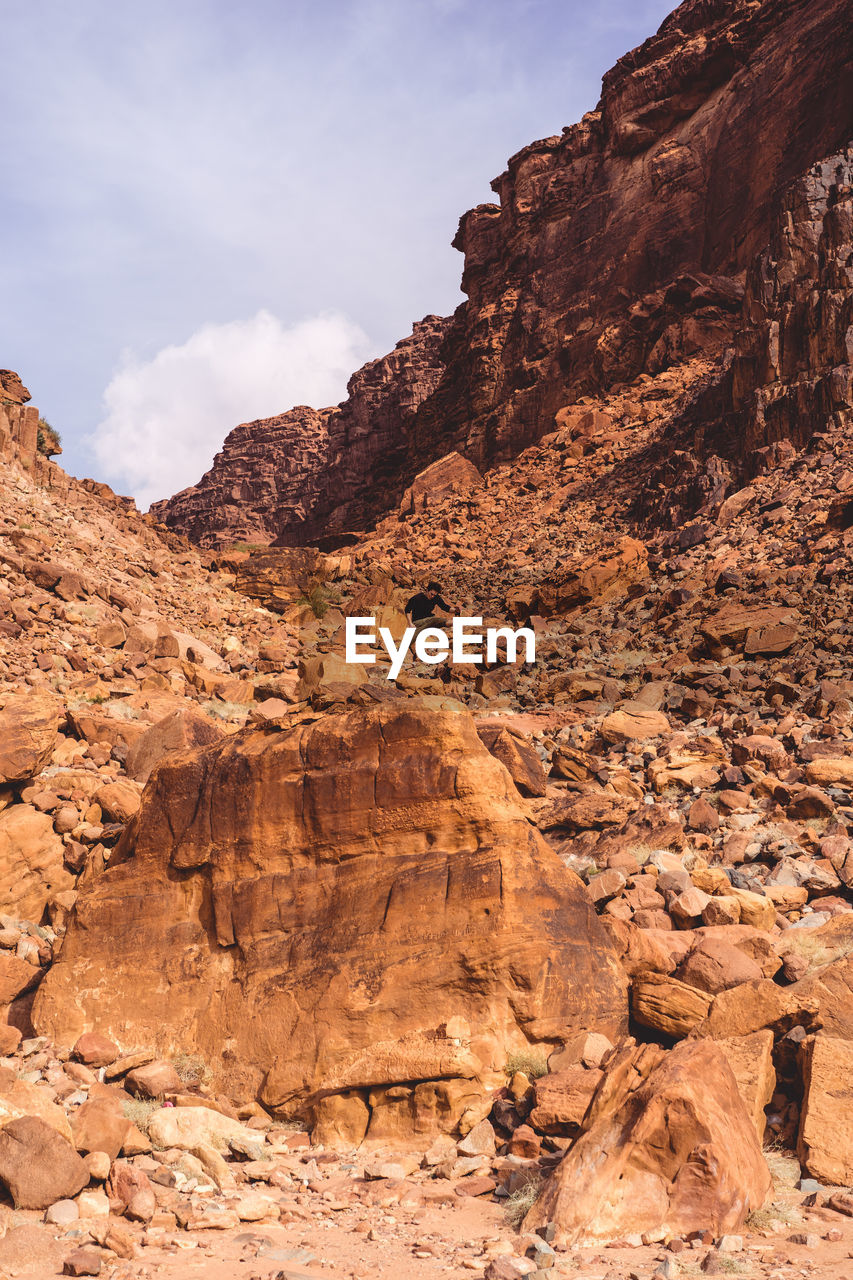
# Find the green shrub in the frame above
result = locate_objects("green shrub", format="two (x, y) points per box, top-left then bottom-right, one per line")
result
(296, 581), (341, 620)
(36, 418), (62, 456)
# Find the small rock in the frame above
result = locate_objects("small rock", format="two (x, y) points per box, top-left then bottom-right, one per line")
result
(45, 1198), (79, 1225)
(83, 1151), (111, 1182)
(718, 1234), (743, 1252)
(76, 1189), (109, 1218)
(457, 1118), (496, 1158)
(63, 1249), (102, 1277)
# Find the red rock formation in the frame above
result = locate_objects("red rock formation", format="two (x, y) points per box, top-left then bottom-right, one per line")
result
(153, 0), (853, 548)
(33, 704), (628, 1124)
(152, 316), (451, 548)
(641, 143), (853, 525)
(524, 1038), (771, 1245)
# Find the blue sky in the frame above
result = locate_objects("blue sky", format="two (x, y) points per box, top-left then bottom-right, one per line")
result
(2, 0), (675, 506)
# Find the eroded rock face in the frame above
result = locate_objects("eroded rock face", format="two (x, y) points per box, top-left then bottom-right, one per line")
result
(798, 1033), (853, 1185)
(642, 142), (853, 524)
(33, 704), (628, 1123)
(0, 693), (60, 784)
(151, 316), (452, 548)
(0, 805), (72, 922)
(153, 0), (853, 548)
(524, 1039), (771, 1245)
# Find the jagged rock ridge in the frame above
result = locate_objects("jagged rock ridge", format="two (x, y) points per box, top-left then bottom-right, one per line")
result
(154, 0), (853, 548)
(151, 316), (451, 548)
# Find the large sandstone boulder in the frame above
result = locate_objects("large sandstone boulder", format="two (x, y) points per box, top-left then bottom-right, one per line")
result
(600, 703), (669, 745)
(34, 705), (627, 1126)
(400, 451), (483, 514)
(0, 804), (72, 921)
(146, 1106), (260, 1154)
(715, 1031), (776, 1141)
(524, 1040), (770, 1245)
(0, 693), (60, 783)
(0, 1116), (88, 1209)
(798, 1034), (853, 1185)
(511, 537), (648, 621)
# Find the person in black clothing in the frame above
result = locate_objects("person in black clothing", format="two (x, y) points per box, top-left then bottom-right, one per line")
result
(405, 580), (451, 627)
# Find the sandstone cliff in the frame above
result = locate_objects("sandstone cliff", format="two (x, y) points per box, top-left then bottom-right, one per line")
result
(154, 0), (853, 548)
(639, 142), (853, 526)
(151, 315), (451, 548)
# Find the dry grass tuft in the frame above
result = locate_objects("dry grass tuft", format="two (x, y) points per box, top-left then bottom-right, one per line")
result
(503, 1173), (542, 1229)
(504, 1049), (549, 1080)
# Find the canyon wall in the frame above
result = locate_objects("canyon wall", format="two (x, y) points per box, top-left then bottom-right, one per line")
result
(154, 0), (853, 548)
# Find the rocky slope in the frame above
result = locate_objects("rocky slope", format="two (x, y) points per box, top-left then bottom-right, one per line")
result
(154, 0), (853, 549)
(2, 0), (853, 1275)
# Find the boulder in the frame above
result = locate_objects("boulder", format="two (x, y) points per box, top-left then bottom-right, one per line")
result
(124, 1059), (183, 1099)
(400, 452), (483, 514)
(93, 780), (142, 823)
(676, 937), (764, 995)
(0, 805), (73, 921)
(600, 703), (670, 745)
(309, 1092), (370, 1148)
(524, 1040), (771, 1245)
(696, 979), (821, 1041)
(73, 1032), (119, 1068)
(0, 1076), (73, 1141)
(539, 538), (648, 615)
(476, 725), (547, 798)
(0, 693), (60, 783)
(715, 1031), (776, 1140)
(795, 953), (853, 1040)
(0, 1115), (88, 1209)
(146, 1105), (261, 1154)
(124, 709), (225, 784)
(701, 605), (800, 657)
(363, 1078), (492, 1147)
(798, 1034), (853, 1185)
(631, 973), (713, 1038)
(0, 952), (43, 1005)
(804, 758), (853, 787)
(71, 1099), (133, 1161)
(34, 705), (628, 1120)
(529, 1066), (603, 1135)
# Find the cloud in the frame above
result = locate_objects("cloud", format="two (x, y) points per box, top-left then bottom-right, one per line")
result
(87, 310), (372, 509)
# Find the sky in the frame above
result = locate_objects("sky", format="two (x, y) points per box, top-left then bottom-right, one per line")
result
(1, 0), (676, 509)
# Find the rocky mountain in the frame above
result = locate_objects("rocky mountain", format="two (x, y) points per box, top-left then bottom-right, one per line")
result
(154, 0), (853, 549)
(2, 0), (853, 1274)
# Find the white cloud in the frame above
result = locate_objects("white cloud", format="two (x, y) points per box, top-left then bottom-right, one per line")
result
(87, 310), (372, 509)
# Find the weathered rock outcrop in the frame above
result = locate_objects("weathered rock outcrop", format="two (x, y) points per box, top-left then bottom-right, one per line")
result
(524, 1039), (771, 1245)
(33, 703), (628, 1131)
(154, 0), (853, 547)
(152, 316), (451, 548)
(0, 692), (60, 784)
(0, 371), (67, 492)
(642, 142), (853, 524)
